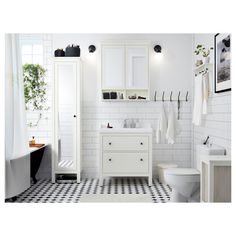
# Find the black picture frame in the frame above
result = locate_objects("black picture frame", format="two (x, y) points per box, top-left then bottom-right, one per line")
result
(214, 33), (231, 93)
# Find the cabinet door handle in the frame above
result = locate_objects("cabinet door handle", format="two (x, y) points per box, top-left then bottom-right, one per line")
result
(140, 142), (143, 145)
(73, 115), (77, 118)
(109, 158), (112, 161)
(109, 142), (112, 145)
(140, 158), (143, 161)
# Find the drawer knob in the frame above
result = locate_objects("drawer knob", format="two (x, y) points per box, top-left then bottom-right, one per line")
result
(109, 158), (112, 161)
(140, 142), (143, 145)
(140, 158), (143, 161)
(109, 142), (112, 145)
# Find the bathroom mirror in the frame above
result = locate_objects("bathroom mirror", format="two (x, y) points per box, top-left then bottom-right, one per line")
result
(126, 46), (148, 89)
(57, 63), (76, 169)
(102, 45), (125, 88)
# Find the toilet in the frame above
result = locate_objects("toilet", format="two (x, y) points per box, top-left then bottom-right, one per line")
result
(164, 145), (225, 202)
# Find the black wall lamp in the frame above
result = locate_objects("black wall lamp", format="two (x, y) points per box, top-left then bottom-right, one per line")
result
(88, 45), (96, 53)
(154, 45), (162, 53)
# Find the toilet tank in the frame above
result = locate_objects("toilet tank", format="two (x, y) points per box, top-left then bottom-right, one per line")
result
(196, 145), (225, 171)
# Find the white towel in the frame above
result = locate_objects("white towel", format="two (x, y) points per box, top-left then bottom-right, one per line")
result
(192, 74), (203, 126)
(156, 103), (167, 143)
(166, 102), (180, 144)
(202, 72), (209, 115)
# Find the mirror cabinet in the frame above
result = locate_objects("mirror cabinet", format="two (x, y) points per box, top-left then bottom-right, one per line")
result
(101, 43), (149, 101)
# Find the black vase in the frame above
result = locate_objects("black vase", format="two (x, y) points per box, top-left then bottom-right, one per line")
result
(54, 49), (65, 57)
(65, 45), (80, 57)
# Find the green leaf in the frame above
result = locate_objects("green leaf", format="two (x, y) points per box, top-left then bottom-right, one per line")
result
(23, 64), (48, 113)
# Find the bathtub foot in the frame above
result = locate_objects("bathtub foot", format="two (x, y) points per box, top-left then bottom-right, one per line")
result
(31, 176), (37, 184)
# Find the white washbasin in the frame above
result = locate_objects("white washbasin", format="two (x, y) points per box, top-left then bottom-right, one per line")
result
(201, 155), (231, 161)
(196, 144), (225, 155)
(99, 127), (152, 133)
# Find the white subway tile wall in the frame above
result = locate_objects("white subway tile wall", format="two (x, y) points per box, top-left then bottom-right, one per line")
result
(26, 34), (193, 179)
(30, 34), (231, 180)
(22, 34), (53, 179)
(192, 34), (231, 167)
(81, 101), (192, 178)
(193, 93), (231, 167)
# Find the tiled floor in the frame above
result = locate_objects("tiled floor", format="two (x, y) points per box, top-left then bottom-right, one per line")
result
(8, 178), (171, 203)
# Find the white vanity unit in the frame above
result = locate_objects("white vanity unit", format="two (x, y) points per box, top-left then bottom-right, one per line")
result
(99, 128), (153, 186)
(200, 155), (231, 202)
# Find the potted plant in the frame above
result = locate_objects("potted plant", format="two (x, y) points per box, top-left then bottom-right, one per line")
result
(194, 44), (214, 64)
(23, 64), (49, 127)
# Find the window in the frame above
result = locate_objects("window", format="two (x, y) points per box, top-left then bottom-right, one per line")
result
(21, 38), (43, 65)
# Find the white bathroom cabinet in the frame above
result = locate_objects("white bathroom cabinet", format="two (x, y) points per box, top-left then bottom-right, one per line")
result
(101, 44), (149, 101)
(99, 128), (152, 186)
(200, 156), (231, 202)
(52, 58), (81, 183)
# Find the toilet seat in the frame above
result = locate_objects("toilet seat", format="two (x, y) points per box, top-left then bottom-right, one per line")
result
(165, 168), (200, 183)
(165, 168), (199, 176)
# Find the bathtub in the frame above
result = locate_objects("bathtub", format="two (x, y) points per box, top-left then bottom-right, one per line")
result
(30, 144), (47, 183)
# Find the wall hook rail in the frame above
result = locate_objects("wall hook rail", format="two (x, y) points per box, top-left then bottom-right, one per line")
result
(152, 90), (189, 102)
(178, 91), (181, 102)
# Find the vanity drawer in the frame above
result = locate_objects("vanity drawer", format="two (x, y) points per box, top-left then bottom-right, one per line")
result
(103, 153), (149, 173)
(103, 136), (149, 151)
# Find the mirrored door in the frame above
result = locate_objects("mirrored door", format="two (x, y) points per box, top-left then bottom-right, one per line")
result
(55, 62), (77, 170)
(126, 46), (149, 89)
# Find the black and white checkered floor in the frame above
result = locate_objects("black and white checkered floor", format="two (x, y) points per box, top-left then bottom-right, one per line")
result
(9, 178), (171, 203)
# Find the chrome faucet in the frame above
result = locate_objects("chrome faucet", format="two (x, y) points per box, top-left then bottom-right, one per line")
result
(123, 119), (140, 128)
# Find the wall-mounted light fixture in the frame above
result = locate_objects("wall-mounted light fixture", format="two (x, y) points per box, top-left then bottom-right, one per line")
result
(154, 45), (163, 60)
(88, 45), (96, 53)
(154, 45), (162, 53)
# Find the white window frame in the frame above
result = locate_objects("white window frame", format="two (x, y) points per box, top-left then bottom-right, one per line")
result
(20, 38), (44, 65)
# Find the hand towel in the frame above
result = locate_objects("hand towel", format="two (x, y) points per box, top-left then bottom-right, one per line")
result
(192, 74), (203, 126)
(156, 103), (167, 143)
(166, 102), (180, 144)
(202, 72), (209, 115)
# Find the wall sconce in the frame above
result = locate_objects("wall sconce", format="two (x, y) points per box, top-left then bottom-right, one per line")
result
(88, 45), (96, 53)
(154, 45), (162, 60)
(154, 45), (162, 53)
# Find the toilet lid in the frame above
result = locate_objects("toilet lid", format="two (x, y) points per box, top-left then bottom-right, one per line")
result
(165, 168), (199, 176)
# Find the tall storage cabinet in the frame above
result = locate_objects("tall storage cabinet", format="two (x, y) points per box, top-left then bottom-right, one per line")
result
(52, 58), (81, 183)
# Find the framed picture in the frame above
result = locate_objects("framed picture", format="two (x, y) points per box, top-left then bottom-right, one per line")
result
(214, 33), (231, 93)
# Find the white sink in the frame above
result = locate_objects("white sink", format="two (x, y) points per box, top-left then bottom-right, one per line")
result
(99, 127), (152, 133)
(201, 155), (231, 165)
(196, 144), (225, 155)
(196, 144), (226, 171)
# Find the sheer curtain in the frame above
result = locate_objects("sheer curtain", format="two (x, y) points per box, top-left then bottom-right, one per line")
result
(5, 34), (30, 199)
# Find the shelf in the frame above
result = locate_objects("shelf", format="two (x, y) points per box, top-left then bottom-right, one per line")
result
(194, 63), (213, 73)
(58, 160), (73, 168)
(102, 88), (149, 101)
(125, 88), (149, 90)
(102, 99), (149, 102)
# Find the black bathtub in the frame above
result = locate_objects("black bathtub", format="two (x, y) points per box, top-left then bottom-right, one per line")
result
(30, 145), (46, 184)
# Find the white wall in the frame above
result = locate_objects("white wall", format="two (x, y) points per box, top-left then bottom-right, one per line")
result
(21, 34), (53, 179)
(53, 34), (193, 101)
(192, 34), (231, 168)
(30, 34), (193, 178)
(52, 34), (193, 177)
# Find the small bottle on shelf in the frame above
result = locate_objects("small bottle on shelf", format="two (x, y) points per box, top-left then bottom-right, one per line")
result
(31, 136), (36, 145)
